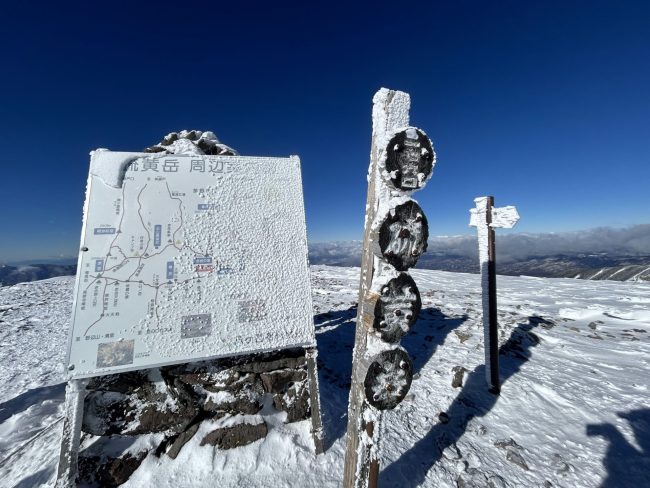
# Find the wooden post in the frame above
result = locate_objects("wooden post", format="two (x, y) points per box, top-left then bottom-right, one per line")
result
(485, 196), (500, 393)
(469, 196), (520, 394)
(343, 88), (411, 488)
(56, 378), (88, 488)
(306, 347), (325, 454)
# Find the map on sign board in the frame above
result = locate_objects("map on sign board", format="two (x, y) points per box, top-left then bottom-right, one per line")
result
(66, 151), (315, 378)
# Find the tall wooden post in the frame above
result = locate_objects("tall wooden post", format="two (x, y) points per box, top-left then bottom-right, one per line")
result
(470, 196), (520, 394)
(344, 88), (435, 488)
(343, 89), (411, 488)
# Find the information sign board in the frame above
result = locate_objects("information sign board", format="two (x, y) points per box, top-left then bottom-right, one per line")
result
(66, 151), (315, 378)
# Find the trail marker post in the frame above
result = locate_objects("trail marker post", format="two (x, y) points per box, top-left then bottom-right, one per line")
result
(343, 89), (436, 488)
(469, 196), (520, 394)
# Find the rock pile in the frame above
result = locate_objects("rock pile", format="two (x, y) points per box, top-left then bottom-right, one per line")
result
(78, 348), (312, 487)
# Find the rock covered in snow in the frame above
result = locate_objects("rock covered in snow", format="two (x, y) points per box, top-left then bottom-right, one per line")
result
(144, 130), (238, 156)
(77, 348), (312, 485)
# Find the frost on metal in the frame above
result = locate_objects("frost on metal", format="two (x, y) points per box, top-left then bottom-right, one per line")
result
(67, 151), (315, 378)
(372, 198), (429, 271)
(371, 273), (421, 343)
(380, 126), (436, 191)
(363, 348), (413, 410)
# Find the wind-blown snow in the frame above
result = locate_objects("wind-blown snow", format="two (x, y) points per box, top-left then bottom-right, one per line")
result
(0, 267), (648, 487)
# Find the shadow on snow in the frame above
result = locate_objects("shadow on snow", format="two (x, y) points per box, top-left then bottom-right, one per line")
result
(587, 408), (650, 487)
(381, 316), (543, 487)
(314, 306), (466, 452)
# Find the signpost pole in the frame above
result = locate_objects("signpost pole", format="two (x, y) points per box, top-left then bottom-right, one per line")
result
(485, 196), (500, 393)
(56, 378), (88, 488)
(306, 347), (325, 454)
(469, 196), (520, 394)
(343, 88), (411, 488)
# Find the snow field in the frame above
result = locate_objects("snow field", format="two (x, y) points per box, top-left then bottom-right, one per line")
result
(0, 267), (648, 487)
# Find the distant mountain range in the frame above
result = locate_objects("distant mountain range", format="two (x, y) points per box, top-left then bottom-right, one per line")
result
(309, 226), (650, 283)
(0, 264), (77, 286)
(3, 225), (650, 285)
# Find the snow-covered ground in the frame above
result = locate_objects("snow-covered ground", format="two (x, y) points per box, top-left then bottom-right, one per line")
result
(0, 266), (648, 487)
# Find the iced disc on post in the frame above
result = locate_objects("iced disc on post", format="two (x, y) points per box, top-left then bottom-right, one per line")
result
(384, 127), (435, 191)
(378, 200), (429, 271)
(373, 273), (421, 343)
(364, 348), (413, 410)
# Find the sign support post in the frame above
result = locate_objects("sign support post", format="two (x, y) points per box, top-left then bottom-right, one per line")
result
(469, 196), (520, 394)
(56, 379), (88, 488)
(343, 88), (408, 488)
(343, 89), (435, 488)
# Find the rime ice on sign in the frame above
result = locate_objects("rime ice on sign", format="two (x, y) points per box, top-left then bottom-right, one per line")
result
(374, 199), (429, 271)
(66, 151), (315, 378)
(363, 348), (413, 410)
(383, 127), (435, 191)
(372, 273), (421, 343)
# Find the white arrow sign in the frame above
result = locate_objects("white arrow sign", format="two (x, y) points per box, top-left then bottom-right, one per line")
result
(468, 196), (520, 393)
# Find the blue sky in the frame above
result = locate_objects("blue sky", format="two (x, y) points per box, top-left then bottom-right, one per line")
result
(1, 1), (649, 262)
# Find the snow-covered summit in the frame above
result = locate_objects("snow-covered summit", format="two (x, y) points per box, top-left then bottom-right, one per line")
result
(0, 267), (648, 487)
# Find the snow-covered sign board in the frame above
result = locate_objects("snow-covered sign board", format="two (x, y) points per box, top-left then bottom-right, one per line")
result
(66, 151), (315, 378)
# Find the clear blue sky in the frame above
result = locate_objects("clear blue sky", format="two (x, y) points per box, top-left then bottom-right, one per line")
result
(1, 1), (649, 263)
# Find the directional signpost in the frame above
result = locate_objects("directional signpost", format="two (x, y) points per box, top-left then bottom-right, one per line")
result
(343, 89), (436, 488)
(57, 146), (322, 486)
(469, 196), (520, 393)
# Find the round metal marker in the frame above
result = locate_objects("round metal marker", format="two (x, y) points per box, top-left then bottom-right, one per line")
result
(373, 273), (421, 343)
(384, 127), (435, 191)
(364, 348), (413, 410)
(377, 200), (429, 271)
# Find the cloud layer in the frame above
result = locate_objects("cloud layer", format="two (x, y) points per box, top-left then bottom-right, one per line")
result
(309, 224), (650, 266)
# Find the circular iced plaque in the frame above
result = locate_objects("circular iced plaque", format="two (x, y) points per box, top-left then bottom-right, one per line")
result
(373, 273), (421, 343)
(378, 200), (429, 271)
(385, 127), (435, 191)
(364, 348), (413, 410)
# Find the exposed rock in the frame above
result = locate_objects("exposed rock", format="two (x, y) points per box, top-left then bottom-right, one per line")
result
(487, 474), (508, 488)
(438, 412), (450, 424)
(457, 469), (489, 487)
(144, 130), (237, 156)
(454, 330), (472, 343)
(79, 451), (147, 487)
(495, 437), (529, 470)
(200, 421), (268, 449)
(506, 449), (529, 471)
(166, 423), (200, 459)
(261, 369), (307, 393)
(82, 373), (199, 436)
(452, 366), (468, 388)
